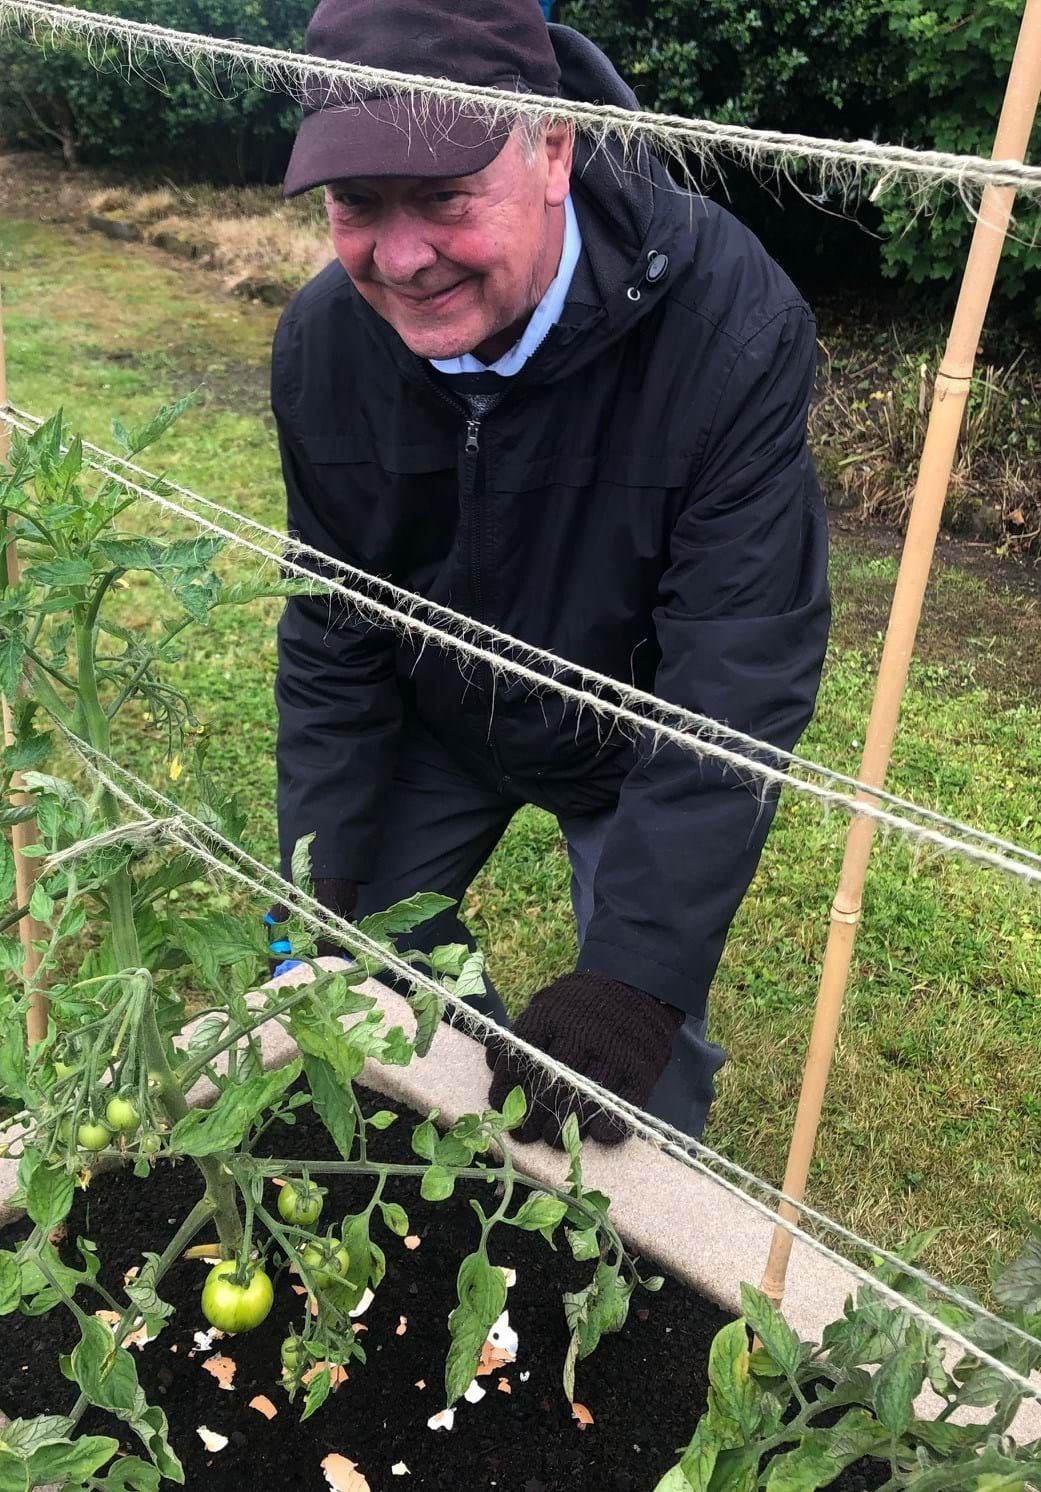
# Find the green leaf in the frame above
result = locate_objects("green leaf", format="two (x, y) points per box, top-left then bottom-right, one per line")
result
(567, 1227), (601, 1262)
(27, 1435), (120, 1485)
(0, 1251), (22, 1316)
(26, 1164), (74, 1230)
(303, 1053), (357, 1160)
(290, 834), (315, 895)
(409, 986), (444, 1058)
(708, 1320), (762, 1439)
(24, 556), (94, 588)
(500, 1085), (527, 1131)
(763, 1435), (840, 1491)
(28, 881), (55, 925)
(124, 1253), (175, 1338)
(993, 1235), (1041, 1315)
(453, 949), (487, 999)
(0, 1449), (28, 1492)
(872, 1344), (923, 1437)
(445, 1251), (508, 1405)
(113, 394), (194, 455)
(301, 1366), (332, 1422)
(367, 1110), (397, 1130)
(411, 1119), (437, 1160)
(168, 1059), (302, 1155)
(511, 1194), (567, 1235)
(739, 1284), (805, 1381)
(0, 633), (25, 701)
(92, 1455), (161, 1490)
(420, 1165), (455, 1202)
(379, 1202), (409, 1237)
(356, 892), (455, 940)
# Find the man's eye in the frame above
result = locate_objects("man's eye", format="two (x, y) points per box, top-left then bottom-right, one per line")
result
(427, 191), (464, 206)
(332, 196), (370, 210)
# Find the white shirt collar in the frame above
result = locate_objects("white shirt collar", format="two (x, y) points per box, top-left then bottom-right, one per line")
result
(429, 195), (582, 378)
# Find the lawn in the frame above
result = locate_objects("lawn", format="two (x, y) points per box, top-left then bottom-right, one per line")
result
(2, 214), (1040, 1293)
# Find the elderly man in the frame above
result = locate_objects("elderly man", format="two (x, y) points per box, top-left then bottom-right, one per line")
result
(269, 0), (830, 1144)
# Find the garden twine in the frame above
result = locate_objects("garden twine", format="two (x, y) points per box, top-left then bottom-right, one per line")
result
(5, 401), (1041, 893)
(2, 0), (1041, 224)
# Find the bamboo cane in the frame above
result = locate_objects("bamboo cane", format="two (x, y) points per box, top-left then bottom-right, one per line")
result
(760, 0), (1041, 1307)
(0, 289), (50, 1046)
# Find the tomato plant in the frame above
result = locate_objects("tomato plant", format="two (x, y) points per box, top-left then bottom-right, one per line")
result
(0, 409), (655, 1489)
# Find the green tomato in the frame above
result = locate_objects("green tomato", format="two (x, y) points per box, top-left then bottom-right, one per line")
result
(138, 1132), (162, 1156)
(201, 1261), (274, 1334)
(277, 1180), (324, 1228)
(56, 1115), (75, 1145)
(53, 1060), (76, 1081)
(280, 1335), (306, 1372)
(77, 1120), (112, 1152)
(300, 1239), (350, 1290)
(105, 1097), (140, 1134)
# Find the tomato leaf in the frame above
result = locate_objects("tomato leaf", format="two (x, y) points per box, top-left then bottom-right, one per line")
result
(26, 1164), (74, 1231)
(169, 1060), (302, 1155)
(420, 1165), (455, 1202)
(27, 1436), (120, 1486)
(302, 1053), (357, 1161)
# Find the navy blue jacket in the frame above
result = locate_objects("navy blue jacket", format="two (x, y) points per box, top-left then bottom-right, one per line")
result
(272, 25), (830, 1018)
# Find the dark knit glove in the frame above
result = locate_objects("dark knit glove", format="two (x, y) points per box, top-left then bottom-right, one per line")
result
(486, 971), (685, 1148)
(265, 877), (359, 976)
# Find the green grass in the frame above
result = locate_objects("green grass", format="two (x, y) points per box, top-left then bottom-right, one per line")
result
(4, 216), (1041, 1292)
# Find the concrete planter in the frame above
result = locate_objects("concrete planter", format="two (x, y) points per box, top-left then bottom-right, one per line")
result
(3, 957), (1038, 1448)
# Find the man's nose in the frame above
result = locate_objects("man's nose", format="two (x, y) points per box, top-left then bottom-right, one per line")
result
(371, 212), (439, 283)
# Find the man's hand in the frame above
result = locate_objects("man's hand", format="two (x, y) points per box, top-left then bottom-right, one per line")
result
(485, 971), (684, 1148)
(264, 877), (359, 977)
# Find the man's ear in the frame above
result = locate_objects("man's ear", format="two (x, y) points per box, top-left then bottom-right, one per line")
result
(543, 121), (574, 208)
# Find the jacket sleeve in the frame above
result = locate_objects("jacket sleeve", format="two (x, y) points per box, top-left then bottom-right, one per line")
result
(576, 303), (831, 1017)
(272, 313), (402, 884)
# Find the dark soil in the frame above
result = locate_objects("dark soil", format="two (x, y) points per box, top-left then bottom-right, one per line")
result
(0, 1091), (887, 1492)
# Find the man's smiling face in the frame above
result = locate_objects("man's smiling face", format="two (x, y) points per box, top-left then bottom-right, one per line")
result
(325, 123), (572, 363)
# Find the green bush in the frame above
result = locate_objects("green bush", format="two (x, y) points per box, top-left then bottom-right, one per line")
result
(0, 0), (312, 182)
(561, 0), (1041, 312)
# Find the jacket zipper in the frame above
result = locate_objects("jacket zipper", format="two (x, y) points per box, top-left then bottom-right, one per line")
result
(463, 418), (483, 619)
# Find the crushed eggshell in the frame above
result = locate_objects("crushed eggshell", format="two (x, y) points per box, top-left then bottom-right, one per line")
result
(192, 1328), (225, 1354)
(395, 1316), (408, 1337)
(123, 1265), (140, 1283)
(196, 1426), (228, 1453)
(477, 1341), (515, 1377)
(321, 1453), (371, 1491)
(519, 1371), (530, 1383)
(303, 1362), (349, 1388)
(391, 1465), (410, 1477)
(202, 1355), (237, 1391)
(414, 1379), (426, 1391)
(487, 1310), (519, 1356)
(464, 1381), (486, 1404)
(499, 1267), (517, 1288)
(427, 1408), (455, 1432)
(572, 1402), (594, 1428)
(349, 1288), (375, 1319)
(290, 1284), (308, 1296)
(403, 1235), (422, 1250)
(497, 1378), (512, 1394)
(272, 1177), (287, 1187)
(249, 1395), (278, 1420)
